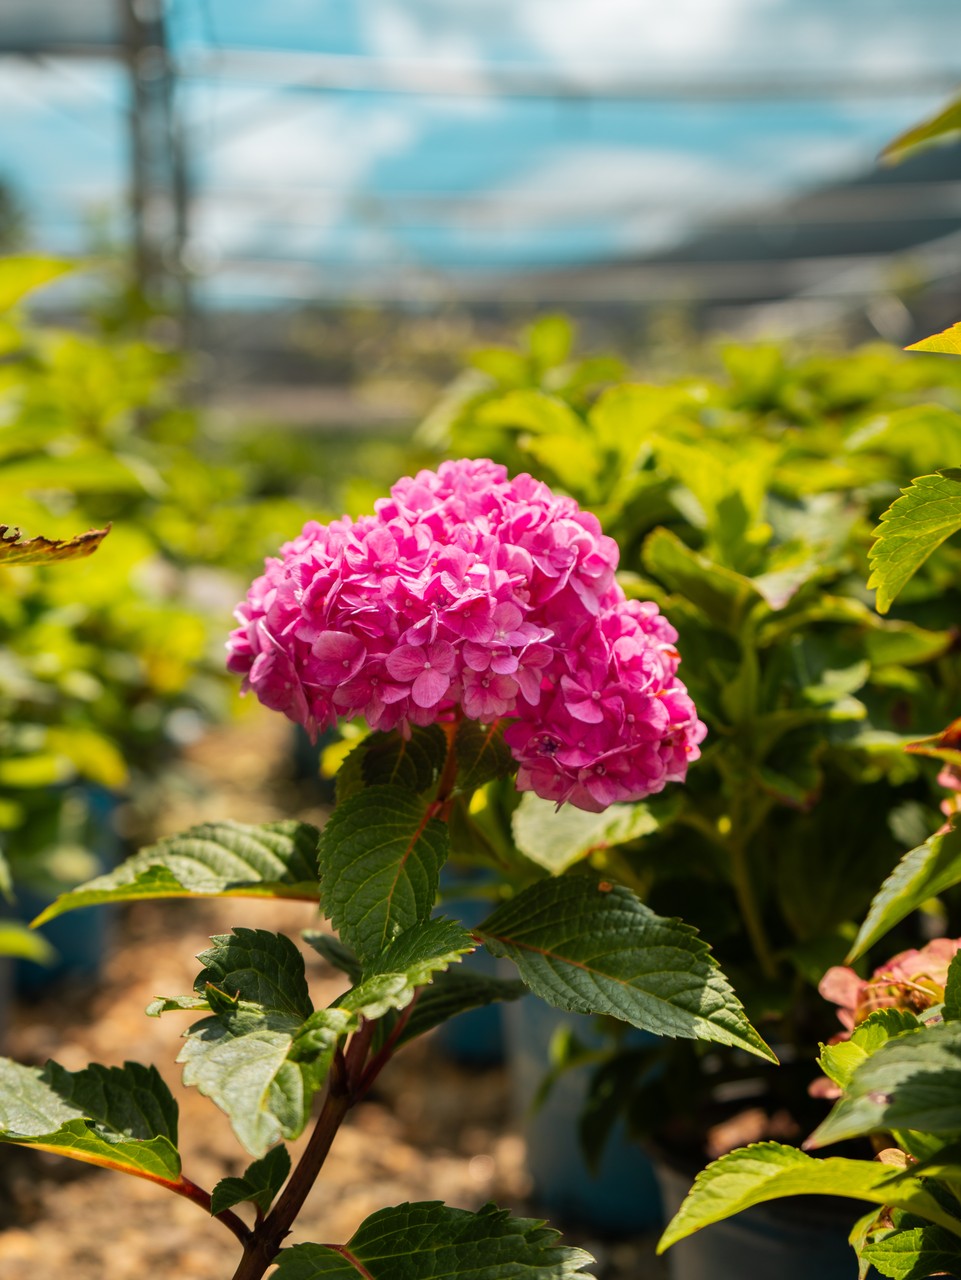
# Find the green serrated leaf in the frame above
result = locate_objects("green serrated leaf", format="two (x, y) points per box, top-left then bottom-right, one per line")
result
(658, 1143), (961, 1253)
(0, 523), (110, 565)
(808, 1021), (961, 1150)
(818, 1009), (921, 1091)
(272, 1200), (594, 1278)
(868, 470), (961, 614)
(847, 820), (961, 962)
(0, 1058), (181, 1186)
(862, 1222), (961, 1280)
(155, 929), (353, 1157)
(32, 820), (321, 925)
(210, 1145), (291, 1217)
(454, 720), (514, 793)
(512, 792), (660, 874)
(318, 786), (449, 962)
(396, 969), (527, 1047)
(339, 918), (475, 1021)
(477, 877), (775, 1061)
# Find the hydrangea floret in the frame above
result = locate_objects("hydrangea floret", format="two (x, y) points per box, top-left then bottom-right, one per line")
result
(227, 458), (705, 811)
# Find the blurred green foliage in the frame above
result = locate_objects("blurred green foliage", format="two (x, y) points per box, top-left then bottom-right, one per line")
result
(0, 256), (317, 899)
(429, 313), (961, 1145)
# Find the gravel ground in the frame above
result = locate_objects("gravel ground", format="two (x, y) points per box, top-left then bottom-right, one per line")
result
(0, 708), (665, 1279)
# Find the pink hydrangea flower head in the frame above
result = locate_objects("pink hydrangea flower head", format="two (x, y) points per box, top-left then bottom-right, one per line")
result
(227, 459), (704, 811)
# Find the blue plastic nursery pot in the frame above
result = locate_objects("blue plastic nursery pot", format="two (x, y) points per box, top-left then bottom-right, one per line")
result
(14, 786), (122, 996)
(656, 1158), (878, 1280)
(504, 996), (664, 1236)
(433, 866), (505, 1067)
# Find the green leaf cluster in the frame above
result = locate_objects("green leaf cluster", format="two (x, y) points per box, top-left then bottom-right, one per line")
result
(426, 317), (961, 1149)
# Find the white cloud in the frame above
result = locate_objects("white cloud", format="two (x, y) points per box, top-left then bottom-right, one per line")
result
(195, 96), (415, 256)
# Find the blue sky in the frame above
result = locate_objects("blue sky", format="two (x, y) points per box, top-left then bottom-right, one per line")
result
(1, 0), (960, 301)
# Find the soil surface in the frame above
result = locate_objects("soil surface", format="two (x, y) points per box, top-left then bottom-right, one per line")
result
(0, 708), (666, 1279)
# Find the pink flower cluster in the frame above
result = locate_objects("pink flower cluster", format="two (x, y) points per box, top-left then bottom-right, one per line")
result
(227, 459), (705, 811)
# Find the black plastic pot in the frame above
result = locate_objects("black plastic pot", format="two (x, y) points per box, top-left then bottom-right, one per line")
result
(504, 997), (663, 1236)
(655, 1155), (877, 1280)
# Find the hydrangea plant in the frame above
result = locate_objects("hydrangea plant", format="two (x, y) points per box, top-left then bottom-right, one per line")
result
(2, 463), (771, 1279)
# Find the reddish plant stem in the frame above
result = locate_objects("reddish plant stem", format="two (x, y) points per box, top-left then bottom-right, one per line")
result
(228, 1087), (352, 1280)
(173, 1175), (251, 1245)
(356, 992), (420, 1100)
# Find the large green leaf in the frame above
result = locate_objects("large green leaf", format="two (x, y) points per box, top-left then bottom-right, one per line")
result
(862, 1222), (961, 1280)
(318, 785), (448, 962)
(905, 323), (961, 357)
(868, 469), (961, 614)
(339, 918), (475, 1021)
(0, 255), (74, 311)
(454, 720), (514, 793)
(33, 820), (321, 925)
(272, 1201), (594, 1278)
(657, 1143), (961, 1253)
(511, 792), (661, 874)
(0, 1058), (181, 1186)
(154, 929), (352, 1157)
(0, 523), (110, 565)
(210, 1145), (291, 1217)
(847, 820), (961, 962)
(477, 878), (775, 1061)
(809, 1022), (961, 1150)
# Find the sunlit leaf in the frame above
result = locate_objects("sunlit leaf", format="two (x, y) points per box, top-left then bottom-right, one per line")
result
(156, 928), (353, 1158)
(0, 1058), (181, 1186)
(511, 792), (661, 874)
(478, 877), (775, 1061)
(33, 820), (321, 925)
(808, 1022), (961, 1149)
(848, 820), (961, 962)
(868, 469), (961, 614)
(658, 1143), (960, 1253)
